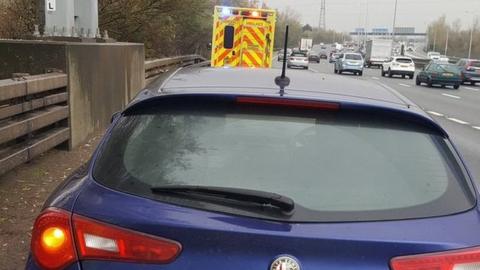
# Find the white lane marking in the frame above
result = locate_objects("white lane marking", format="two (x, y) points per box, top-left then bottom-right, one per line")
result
(371, 76), (379, 80)
(309, 68), (319, 73)
(446, 117), (470, 125)
(465, 87), (479, 92)
(427, 111), (444, 117)
(442, 93), (461, 99)
(399, 83), (411, 88)
(473, 126), (480, 130)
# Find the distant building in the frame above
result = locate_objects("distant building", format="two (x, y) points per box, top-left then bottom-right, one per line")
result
(354, 28), (366, 34)
(372, 28), (389, 35)
(394, 27), (416, 35)
(350, 27), (424, 38)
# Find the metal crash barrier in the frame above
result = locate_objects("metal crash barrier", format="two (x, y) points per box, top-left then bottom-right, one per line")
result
(145, 55), (208, 85)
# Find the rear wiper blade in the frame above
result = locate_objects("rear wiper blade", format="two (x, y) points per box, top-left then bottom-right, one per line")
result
(151, 185), (295, 213)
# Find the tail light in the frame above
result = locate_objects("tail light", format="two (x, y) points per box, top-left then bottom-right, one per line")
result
(393, 62), (400, 67)
(237, 96), (340, 110)
(391, 247), (480, 270)
(73, 214), (181, 263)
(31, 209), (76, 270)
(431, 72), (439, 78)
(289, 57), (295, 61)
(31, 208), (182, 269)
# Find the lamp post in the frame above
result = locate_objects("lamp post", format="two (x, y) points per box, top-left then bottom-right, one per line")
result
(392, 0), (398, 41)
(464, 11), (478, 59)
(468, 22), (474, 59)
(445, 29), (449, 56)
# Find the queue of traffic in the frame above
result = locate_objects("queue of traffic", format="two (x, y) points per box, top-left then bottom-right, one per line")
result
(279, 43), (480, 90)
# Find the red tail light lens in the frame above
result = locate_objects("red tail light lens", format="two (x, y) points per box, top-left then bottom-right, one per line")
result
(73, 214), (182, 264)
(237, 97), (340, 111)
(391, 247), (480, 270)
(31, 209), (77, 270)
(31, 208), (182, 268)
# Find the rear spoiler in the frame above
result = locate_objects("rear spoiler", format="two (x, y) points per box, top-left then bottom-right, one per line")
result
(122, 93), (449, 138)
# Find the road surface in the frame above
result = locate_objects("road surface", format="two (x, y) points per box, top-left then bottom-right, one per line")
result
(273, 58), (480, 183)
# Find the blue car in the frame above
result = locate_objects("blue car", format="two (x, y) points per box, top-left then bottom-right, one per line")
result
(28, 67), (479, 270)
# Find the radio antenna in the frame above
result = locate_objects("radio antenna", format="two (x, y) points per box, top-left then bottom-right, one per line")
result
(275, 25), (291, 96)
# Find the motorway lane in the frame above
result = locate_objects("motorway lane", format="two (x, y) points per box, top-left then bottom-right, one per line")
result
(272, 58), (480, 182)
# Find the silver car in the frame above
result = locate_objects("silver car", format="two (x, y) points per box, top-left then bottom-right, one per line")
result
(287, 52), (309, 69)
(277, 48), (292, 62)
(334, 53), (364, 76)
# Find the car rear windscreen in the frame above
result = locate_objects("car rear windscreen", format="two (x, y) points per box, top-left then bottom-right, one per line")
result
(292, 53), (306, 57)
(396, 58), (412, 63)
(437, 64), (461, 73)
(470, 61), (480, 68)
(94, 100), (474, 222)
(345, 54), (362, 60)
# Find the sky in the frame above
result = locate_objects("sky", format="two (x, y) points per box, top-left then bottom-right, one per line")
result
(262, 0), (480, 33)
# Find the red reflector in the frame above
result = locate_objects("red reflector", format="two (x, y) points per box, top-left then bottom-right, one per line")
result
(73, 214), (182, 264)
(391, 247), (480, 270)
(236, 97), (340, 111)
(31, 209), (77, 270)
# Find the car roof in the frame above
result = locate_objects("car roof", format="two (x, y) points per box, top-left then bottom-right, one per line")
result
(132, 66), (447, 137)
(431, 61), (454, 65)
(147, 67), (414, 109)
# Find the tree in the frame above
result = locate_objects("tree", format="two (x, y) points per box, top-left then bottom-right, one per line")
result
(302, 24), (313, 32)
(427, 15), (480, 58)
(98, 0), (252, 58)
(0, 0), (38, 39)
(274, 7), (303, 49)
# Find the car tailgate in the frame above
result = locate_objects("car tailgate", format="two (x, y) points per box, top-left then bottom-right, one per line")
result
(73, 181), (480, 270)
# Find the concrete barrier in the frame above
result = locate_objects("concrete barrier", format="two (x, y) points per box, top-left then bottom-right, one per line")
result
(0, 40), (209, 159)
(66, 43), (144, 147)
(0, 40), (145, 149)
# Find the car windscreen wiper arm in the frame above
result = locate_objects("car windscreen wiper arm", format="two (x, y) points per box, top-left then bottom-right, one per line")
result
(151, 185), (295, 213)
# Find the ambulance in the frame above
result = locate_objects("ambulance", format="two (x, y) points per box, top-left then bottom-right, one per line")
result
(211, 6), (277, 68)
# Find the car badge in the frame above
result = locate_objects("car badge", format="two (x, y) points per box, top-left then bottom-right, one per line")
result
(270, 255), (301, 270)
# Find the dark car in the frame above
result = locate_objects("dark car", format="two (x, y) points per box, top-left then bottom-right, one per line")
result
(308, 52), (321, 63)
(456, 58), (480, 85)
(27, 67), (480, 270)
(416, 62), (462, 89)
(319, 50), (329, 59)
